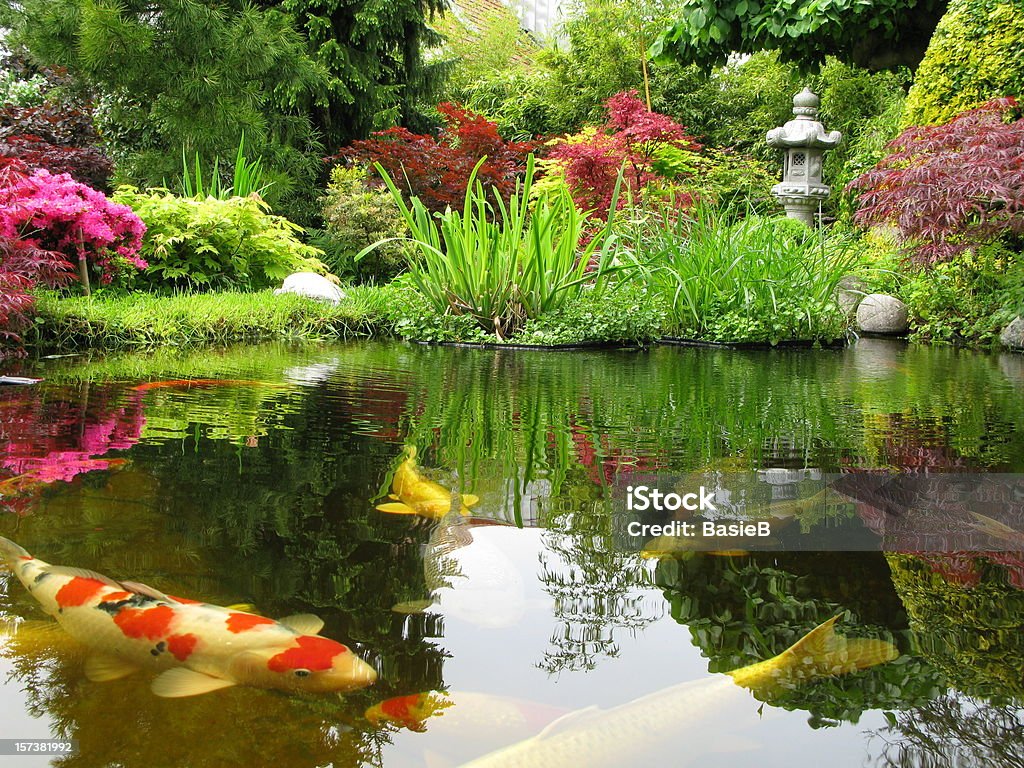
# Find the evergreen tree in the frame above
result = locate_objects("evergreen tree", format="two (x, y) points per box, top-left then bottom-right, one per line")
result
(279, 0), (449, 148)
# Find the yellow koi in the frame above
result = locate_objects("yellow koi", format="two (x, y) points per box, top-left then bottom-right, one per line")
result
(376, 446), (479, 520)
(458, 616), (898, 768)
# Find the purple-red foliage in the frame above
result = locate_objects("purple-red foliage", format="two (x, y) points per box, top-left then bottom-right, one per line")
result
(0, 135), (113, 191)
(0, 236), (75, 355)
(328, 103), (537, 213)
(0, 98), (113, 190)
(848, 98), (1024, 264)
(549, 91), (701, 219)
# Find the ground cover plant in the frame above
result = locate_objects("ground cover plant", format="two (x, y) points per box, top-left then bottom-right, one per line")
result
(628, 206), (856, 344)
(367, 154), (629, 340)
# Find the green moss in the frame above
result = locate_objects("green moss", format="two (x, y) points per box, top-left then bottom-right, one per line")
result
(904, 0), (1024, 126)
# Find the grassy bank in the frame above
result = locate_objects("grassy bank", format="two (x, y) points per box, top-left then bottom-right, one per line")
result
(26, 287), (396, 352)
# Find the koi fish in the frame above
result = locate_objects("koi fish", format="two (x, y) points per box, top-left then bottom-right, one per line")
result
(969, 512), (1024, 548)
(639, 538), (752, 559)
(376, 446), (479, 519)
(0, 536), (377, 698)
(366, 691), (455, 732)
(366, 690), (568, 737)
(459, 616), (898, 768)
(131, 379), (284, 392)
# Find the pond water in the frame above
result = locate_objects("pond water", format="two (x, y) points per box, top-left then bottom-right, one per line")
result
(1, 339), (1024, 767)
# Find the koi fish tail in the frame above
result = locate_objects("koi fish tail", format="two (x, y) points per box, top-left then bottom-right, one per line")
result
(729, 615), (899, 693)
(0, 536), (30, 567)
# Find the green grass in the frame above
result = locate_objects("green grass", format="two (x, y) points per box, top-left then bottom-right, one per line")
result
(28, 288), (396, 352)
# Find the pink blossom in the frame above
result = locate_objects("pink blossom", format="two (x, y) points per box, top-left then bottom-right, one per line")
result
(0, 169), (146, 284)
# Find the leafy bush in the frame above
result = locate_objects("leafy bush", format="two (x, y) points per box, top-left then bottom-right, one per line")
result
(903, 0), (1024, 126)
(628, 206), (855, 343)
(0, 70), (46, 108)
(0, 236), (75, 356)
(367, 155), (629, 340)
(0, 92), (114, 190)
(548, 91), (701, 219)
(0, 168), (146, 289)
(320, 165), (410, 283)
(113, 188), (327, 291)
(0, 135), (113, 191)
(515, 284), (666, 345)
(900, 244), (1023, 346)
(330, 103), (536, 214)
(848, 99), (1024, 264)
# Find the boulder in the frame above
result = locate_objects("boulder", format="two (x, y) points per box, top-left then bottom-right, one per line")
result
(835, 275), (869, 316)
(273, 272), (346, 305)
(1000, 316), (1024, 350)
(856, 294), (909, 335)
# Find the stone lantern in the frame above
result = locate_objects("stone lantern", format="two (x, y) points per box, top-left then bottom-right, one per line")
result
(766, 88), (842, 226)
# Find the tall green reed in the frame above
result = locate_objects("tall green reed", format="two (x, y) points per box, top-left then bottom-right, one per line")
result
(362, 154), (628, 339)
(624, 204), (858, 343)
(178, 134), (272, 201)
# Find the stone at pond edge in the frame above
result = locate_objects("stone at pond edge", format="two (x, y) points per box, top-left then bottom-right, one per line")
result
(274, 272), (346, 305)
(1000, 316), (1024, 350)
(856, 294), (909, 335)
(836, 275), (869, 316)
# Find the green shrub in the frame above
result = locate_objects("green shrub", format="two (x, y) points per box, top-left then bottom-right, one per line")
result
(627, 207), (856, 344)
(901, 243), (1023, 346)
(515, 284), (666, 345)
(320, 165), (411, 283)
(113, 188), (327, 291)
(903, 0), (1024, 126)
(366, 155), (630, 340)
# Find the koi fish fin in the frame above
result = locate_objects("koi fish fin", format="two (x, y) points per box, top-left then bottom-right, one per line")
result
(152, 668), (237, 698)
(119, 580), (172, 601)
(534, 705), (602, 740)
(729, 616), (898, 692)
(225, 603), (259, 613)
(388, 494), (400, 500)
(969, 512), (1020, 537)
(376, 502), (418, 515)
(0, 536), (30, 566)
(278, 614), (324, 635)
(462, 494), (480, 508)
(46, 566), (122, 589)
(84, 653), (140, 682)
(391, 599), (437, 614)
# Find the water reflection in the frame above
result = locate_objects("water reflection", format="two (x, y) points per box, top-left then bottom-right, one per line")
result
(0, 340), (1022, 766)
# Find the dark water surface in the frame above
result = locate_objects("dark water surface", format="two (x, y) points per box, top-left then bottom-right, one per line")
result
(1, 340), (1023, 767)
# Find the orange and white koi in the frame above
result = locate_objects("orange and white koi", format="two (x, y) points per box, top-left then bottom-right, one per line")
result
(0, 536), (377, 698)
(376, 446), (479, 519)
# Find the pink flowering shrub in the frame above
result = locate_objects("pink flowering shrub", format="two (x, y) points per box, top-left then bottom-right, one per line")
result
(0, 169), (146, 285)
(548, 91), (701, 219)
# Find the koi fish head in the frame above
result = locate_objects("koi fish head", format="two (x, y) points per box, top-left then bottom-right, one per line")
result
(229, 634), (377, 694)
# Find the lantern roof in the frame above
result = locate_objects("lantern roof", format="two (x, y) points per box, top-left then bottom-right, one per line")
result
(766, 87), (842, 150)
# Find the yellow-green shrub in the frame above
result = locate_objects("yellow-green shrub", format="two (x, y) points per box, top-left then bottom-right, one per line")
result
(904, 0), (1024, 126)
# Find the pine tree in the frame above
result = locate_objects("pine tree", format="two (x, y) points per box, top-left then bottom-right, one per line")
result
(279, 0), (449, 148)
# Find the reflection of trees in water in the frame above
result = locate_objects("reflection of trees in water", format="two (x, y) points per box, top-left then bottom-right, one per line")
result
(536, 494), (659, 674)
(872, 694), (1024, 768)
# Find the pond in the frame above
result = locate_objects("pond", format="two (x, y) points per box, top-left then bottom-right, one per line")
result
(1, 339), (1024, 767)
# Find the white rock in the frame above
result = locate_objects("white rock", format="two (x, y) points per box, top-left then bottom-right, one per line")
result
(1000, 316), (1024, 350)
(856, 293), (909, 335)
(273, 272), (345, 305)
